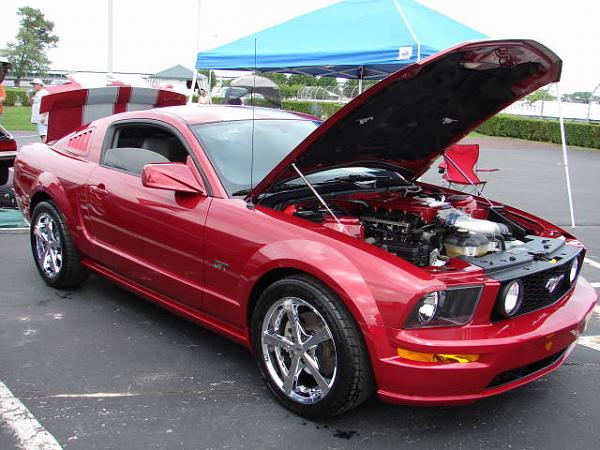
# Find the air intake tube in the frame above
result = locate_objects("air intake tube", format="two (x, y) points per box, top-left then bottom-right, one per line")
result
(446, 211), (509, 237)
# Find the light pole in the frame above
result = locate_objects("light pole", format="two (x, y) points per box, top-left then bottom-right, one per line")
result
(107, 0), (114, 74)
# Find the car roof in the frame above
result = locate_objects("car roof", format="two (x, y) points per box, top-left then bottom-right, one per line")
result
(156, 104), (313, 125)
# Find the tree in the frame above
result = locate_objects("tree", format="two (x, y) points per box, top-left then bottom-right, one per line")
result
(198, 69), (217, 89)
(260, 72), (288, 86)
(569, 91), (593, 104)
(525, 88), (555, 104)
(2, 7), (59, 86)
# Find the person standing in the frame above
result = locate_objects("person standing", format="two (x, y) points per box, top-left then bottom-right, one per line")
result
(197, 88), (211, 105)
(30, 78), (49, 142)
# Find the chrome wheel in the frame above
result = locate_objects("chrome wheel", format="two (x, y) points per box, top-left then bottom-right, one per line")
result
(33, 212), (63, 278)
(261, 297), (337, 404)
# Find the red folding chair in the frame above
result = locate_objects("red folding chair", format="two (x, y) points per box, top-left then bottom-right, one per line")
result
(438, 144), (498, 192)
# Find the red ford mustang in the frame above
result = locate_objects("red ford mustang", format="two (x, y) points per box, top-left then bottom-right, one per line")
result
(14, 40), (598, 418)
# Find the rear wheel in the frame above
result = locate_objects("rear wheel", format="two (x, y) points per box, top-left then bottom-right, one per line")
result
(251, 275), (374, 418)
(30, 201), (88, 288)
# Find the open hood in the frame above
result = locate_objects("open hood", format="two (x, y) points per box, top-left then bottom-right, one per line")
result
(250, 39), (561, 200)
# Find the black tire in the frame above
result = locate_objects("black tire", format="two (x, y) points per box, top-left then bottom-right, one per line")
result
(30, 201), (88, 288)
(251, 274), (374, 418)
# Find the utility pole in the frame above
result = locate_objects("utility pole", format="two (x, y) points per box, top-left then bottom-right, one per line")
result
(107, 0), (114, 74)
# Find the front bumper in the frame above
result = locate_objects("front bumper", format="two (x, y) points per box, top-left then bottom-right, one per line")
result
(374, 277), (597, 405)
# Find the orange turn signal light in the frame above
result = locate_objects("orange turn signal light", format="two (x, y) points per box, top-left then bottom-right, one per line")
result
(396, 348), (479, 364)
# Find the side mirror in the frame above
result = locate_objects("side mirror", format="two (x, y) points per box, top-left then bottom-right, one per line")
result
(142, 160), (206, 195)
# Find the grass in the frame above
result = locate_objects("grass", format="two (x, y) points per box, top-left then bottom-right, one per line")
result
(1, 106), (35, 132)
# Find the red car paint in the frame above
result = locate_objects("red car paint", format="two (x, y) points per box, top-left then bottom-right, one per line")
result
(13, 40), (597, 406)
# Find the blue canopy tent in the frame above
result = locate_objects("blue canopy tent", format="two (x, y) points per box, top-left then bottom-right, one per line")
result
(196, 0), (486, 80)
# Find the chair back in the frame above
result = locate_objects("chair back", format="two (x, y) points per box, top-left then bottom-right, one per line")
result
(443, 144), (482, 185)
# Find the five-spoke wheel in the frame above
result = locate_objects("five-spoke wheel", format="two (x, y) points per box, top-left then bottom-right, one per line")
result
(33, 211), (63, 279)
(252, 275), (373, 418)
(30, 201), (88, 288)
(261, 296), (337, 404)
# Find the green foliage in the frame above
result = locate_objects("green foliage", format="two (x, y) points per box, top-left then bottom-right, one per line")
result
(476, 114), (600, 149)
(569, 91), (593, 103)
(260, 73), (288, 86)
(2, 7), (59, 86)
(1, 106), (35, 131)
(2, 87), (30, 106)
(258, 72), (341, 99)
(198, 70), (217, 89)
(281, 100), (344, 119)
(525, 88), (555, 104)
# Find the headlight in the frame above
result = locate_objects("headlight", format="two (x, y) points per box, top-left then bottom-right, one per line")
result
(417, 291), (442, 324)
(404, 286), (482, 329)
(569, 257), (580, 283)
(495, 280), (523, 318)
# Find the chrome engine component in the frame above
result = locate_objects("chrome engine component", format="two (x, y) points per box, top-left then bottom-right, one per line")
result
(444, 210), (509, 237)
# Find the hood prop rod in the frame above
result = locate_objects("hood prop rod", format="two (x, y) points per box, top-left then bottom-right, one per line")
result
(291, 163), (352, 236)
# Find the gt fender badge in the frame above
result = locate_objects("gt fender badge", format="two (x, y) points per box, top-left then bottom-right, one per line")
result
(213, 260), (229, 271)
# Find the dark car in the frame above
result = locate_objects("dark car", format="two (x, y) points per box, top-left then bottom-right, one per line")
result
(0, 124), (17, 208)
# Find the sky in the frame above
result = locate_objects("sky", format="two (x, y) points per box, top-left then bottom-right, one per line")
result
(1, 0), (598, 93)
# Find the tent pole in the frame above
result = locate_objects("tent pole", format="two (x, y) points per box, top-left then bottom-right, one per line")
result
(392, 0), (421, 62)
(189, 0), (202, 103)
(189, 70), (198, 104)
(556, 83), (576, 228)
(357, 66), (364, 95)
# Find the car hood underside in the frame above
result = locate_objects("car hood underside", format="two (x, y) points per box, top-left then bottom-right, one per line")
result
(250, 39), (561, 200)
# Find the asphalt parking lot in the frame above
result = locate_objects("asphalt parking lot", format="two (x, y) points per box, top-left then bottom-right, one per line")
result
(1, 133), (599, 449)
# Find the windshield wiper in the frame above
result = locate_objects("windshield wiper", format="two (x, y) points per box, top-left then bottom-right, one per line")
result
(232, 188), (252, 196)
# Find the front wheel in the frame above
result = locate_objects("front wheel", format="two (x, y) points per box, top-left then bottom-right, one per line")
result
(251, 275), (374, 418)
(30, 201), (88, 288)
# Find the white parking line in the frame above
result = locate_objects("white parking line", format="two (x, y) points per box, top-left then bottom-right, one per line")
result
(584, 258), (600, 270)
(579, 336), (600, 352)
(591, 282), (600, 288)
(0, 381), (62, 450)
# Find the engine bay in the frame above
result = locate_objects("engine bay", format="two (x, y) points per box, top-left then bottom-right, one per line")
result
(277, 187), (560, 271)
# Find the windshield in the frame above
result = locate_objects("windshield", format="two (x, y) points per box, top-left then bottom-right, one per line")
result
(192, 119), (318, 196)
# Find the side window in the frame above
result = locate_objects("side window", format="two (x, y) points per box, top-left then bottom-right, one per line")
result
(103, 124), (189, 176)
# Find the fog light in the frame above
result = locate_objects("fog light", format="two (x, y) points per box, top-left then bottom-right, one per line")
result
(569, 257), (580, 283)
(396, 348), (479, 364)
(496, 280), (523, 318)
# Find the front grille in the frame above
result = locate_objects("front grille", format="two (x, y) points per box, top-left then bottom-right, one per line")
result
(492, 257), (578, 321)
(487, 348), (566, 388)
(519, 264), (572, 313)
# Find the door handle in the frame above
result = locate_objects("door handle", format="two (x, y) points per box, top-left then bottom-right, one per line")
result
(90, 184), (109, 197)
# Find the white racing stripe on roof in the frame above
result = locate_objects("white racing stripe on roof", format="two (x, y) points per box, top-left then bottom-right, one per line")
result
(0, 381), (62, 450)
(129, 87), (158, 106)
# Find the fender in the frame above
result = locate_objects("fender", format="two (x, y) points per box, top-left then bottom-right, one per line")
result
(236, 238), (445, 360)
(31, 172), (76, 225)
(27, 172), (95, 258)
(237, 239), (382, 327)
